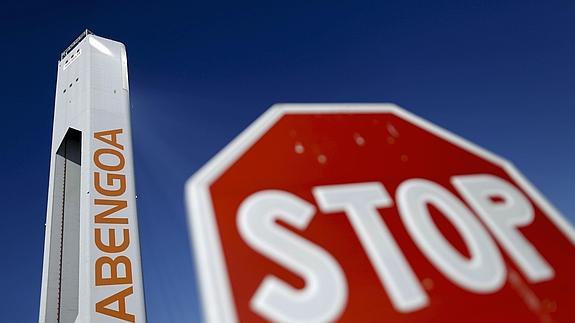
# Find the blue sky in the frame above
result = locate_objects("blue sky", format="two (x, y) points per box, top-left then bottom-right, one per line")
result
(0, 1), (573, 322)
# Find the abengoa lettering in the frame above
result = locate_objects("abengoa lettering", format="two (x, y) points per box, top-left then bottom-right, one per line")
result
(92, 129), (136, 322)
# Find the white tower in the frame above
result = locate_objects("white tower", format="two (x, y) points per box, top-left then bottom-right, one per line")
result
(39, 30), (146, 323)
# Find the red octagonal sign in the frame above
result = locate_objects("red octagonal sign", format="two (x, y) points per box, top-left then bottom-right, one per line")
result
(186, 104), (575, 322)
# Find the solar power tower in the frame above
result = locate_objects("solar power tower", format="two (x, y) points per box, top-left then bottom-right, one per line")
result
(39, 30), (146, 323)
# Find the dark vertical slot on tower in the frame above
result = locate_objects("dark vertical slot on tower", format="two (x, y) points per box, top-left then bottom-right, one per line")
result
(46, 128), (81, 323)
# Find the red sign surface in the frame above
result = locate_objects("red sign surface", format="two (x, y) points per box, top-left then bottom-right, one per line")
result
(186, 104), (575, 322)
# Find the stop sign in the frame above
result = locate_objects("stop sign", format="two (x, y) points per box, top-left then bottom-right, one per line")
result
(186, 104), (575, 322)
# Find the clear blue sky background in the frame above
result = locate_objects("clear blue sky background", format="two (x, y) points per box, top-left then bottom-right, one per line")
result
(0, 1), (573, 322)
